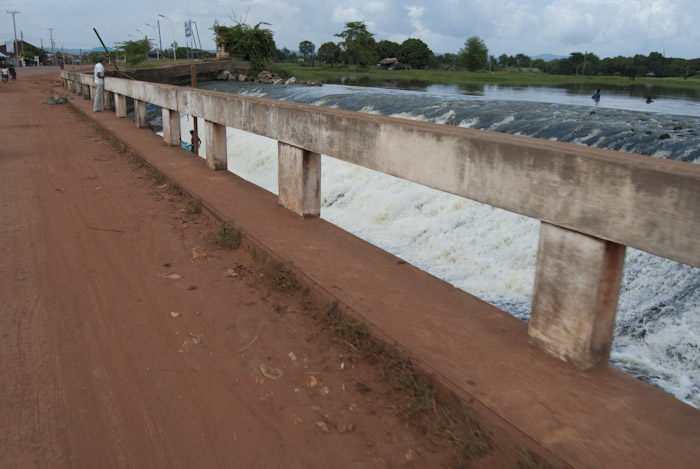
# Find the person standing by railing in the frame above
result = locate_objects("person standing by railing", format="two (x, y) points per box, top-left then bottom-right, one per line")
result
(93, 56), (106, 112)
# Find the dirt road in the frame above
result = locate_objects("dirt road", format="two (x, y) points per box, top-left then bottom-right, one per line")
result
(0, 72), (468, 467)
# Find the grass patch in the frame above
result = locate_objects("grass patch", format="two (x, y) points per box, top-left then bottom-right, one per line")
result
(257, 256), (301, 292)
(277, 62), (700, 90)
(437, 404), (489, 463)
(515, 446), (553, 469)
(317, 301), (489, 461)
(146, 168), (164, 184)
(186, 198), (203, 214)
(210, 221), (241, 249)
(166, 183), (184, 196)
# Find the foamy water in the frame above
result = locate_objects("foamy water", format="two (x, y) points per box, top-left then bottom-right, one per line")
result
(162, 82), (700, 408)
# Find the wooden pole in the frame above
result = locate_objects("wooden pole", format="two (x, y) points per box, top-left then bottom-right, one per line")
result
(93, 28), (133, 79)
(191, 64), (199, 155)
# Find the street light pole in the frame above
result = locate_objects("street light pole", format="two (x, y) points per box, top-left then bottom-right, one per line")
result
(158, 14), (176, 60)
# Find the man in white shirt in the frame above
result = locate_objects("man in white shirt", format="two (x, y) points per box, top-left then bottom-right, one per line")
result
(93, 56), (106, 112)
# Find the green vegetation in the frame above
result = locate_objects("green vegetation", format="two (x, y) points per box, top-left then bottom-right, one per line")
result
(118, 38), (153, 66)
(335, 21), (378, 68)
(459, 36), (489, 71)
(211, 221), (241, 249)
(275, 62), (700, 89)
(186, 198), (203, 214)
(257, 256), (301, 292)
(213, 21), (276, 68)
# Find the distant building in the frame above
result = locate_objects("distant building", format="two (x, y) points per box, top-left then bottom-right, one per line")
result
(0, 40), (38, 66)
(378, 58), (406, 70)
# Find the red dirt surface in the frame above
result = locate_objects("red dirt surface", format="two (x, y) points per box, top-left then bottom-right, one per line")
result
(0, 70), (507, 467)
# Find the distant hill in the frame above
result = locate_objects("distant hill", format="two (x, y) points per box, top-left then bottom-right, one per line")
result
(533, 53), (566, 62)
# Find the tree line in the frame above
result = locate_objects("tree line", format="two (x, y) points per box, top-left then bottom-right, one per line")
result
(211, 19), (700, 78)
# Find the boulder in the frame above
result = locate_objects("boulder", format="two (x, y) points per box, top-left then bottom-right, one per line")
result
(215, 70), (233, 81)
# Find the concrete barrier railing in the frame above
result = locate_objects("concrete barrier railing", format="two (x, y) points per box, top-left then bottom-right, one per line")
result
(61, 71), (700, 371)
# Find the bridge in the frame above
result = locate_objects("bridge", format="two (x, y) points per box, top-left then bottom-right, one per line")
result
(61, 69), (700, 467)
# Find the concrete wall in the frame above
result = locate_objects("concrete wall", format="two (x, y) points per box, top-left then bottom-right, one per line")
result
(61, 71), (700, 369)
(106, 59), (251, 83)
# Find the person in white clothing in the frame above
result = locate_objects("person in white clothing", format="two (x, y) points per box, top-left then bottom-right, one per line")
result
(93, 56), (106, 112)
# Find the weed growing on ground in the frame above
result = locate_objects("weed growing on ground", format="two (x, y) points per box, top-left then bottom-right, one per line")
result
(515, 446), (553, 469)
(316, 301), (489, 461)
(128, 156), (145, 170)
(146, 168), (164, 184)
(259, 258), (301, 292)
(167, 183), (184, 196)
(186, 198), (203, 214)
(437, 404), (489, 463)
(210, 221), (241, 249)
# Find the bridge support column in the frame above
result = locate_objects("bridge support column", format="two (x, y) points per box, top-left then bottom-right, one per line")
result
(162, 109), (181, 146)
(134, 99), (148, 128)
(106, 91), (115, 111)
(529, 223), (626, 370)
(277, 142), (321, 218)
(84, 84), (91, 100)
(205, 120), (227, 170)
(115, 94), (127, 118)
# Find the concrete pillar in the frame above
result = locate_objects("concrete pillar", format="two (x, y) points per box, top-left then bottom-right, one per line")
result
(134, 99), (148, 128)
(205, 120), (227, 170)
(106, 92), (115, 111)
(115, 94), (127, 118)
(83, 84), (91, 99)
(528, 223), (626, 370)
(162, 108), (181, 146)
(277, 142), (321, 218)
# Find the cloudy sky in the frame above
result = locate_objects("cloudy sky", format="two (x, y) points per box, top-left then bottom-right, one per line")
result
(2, 0), (698, 59)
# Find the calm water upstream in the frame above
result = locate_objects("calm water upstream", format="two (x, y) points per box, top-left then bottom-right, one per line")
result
(149, 78), (700, 408)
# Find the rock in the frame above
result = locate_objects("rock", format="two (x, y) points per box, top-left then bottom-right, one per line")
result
(285, 77), (297, 85)
(238, 74), (247, 82)
(336, 422), (355, 434)
(215, 70), (233, 81)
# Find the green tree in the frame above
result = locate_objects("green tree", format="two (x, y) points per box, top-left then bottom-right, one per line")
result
(317, 42), (342, 67)
(458, 36), (488, 71)
(397, 38), (433, 69)
(24, 44), (47, 64)
(299, 40), (315, 66)
(335, 21), (376, 68)
(117, 38), (153, 65)
(275, 47), (297, 62)
(213, 22), (276, 68)
(376, 39), (400, 59)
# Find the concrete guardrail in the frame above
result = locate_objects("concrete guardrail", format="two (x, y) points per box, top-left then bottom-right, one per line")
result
(60, 70), (700, 371)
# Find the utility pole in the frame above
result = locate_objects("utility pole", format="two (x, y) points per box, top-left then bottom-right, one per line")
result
(7, 10), (19, 67)
(48, 28), (55, 65)
(20, 31), (25, 65)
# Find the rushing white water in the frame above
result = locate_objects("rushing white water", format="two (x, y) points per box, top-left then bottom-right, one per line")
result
(158, 81), (700, 408)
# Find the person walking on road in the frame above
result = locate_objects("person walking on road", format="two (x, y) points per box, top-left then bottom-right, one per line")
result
(93, 56), (106, 112)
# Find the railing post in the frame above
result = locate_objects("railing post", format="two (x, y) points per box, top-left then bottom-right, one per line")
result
(528, 223), (626, 370)
(277, 142), (321, 218)
(134, 99), (148, 128)
(204, 120), (227, 170)
(162, 109), (181, 146)
(115, 94), (127, 118)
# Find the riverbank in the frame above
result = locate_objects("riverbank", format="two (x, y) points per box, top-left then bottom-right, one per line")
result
(276, 63), (700, 89)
